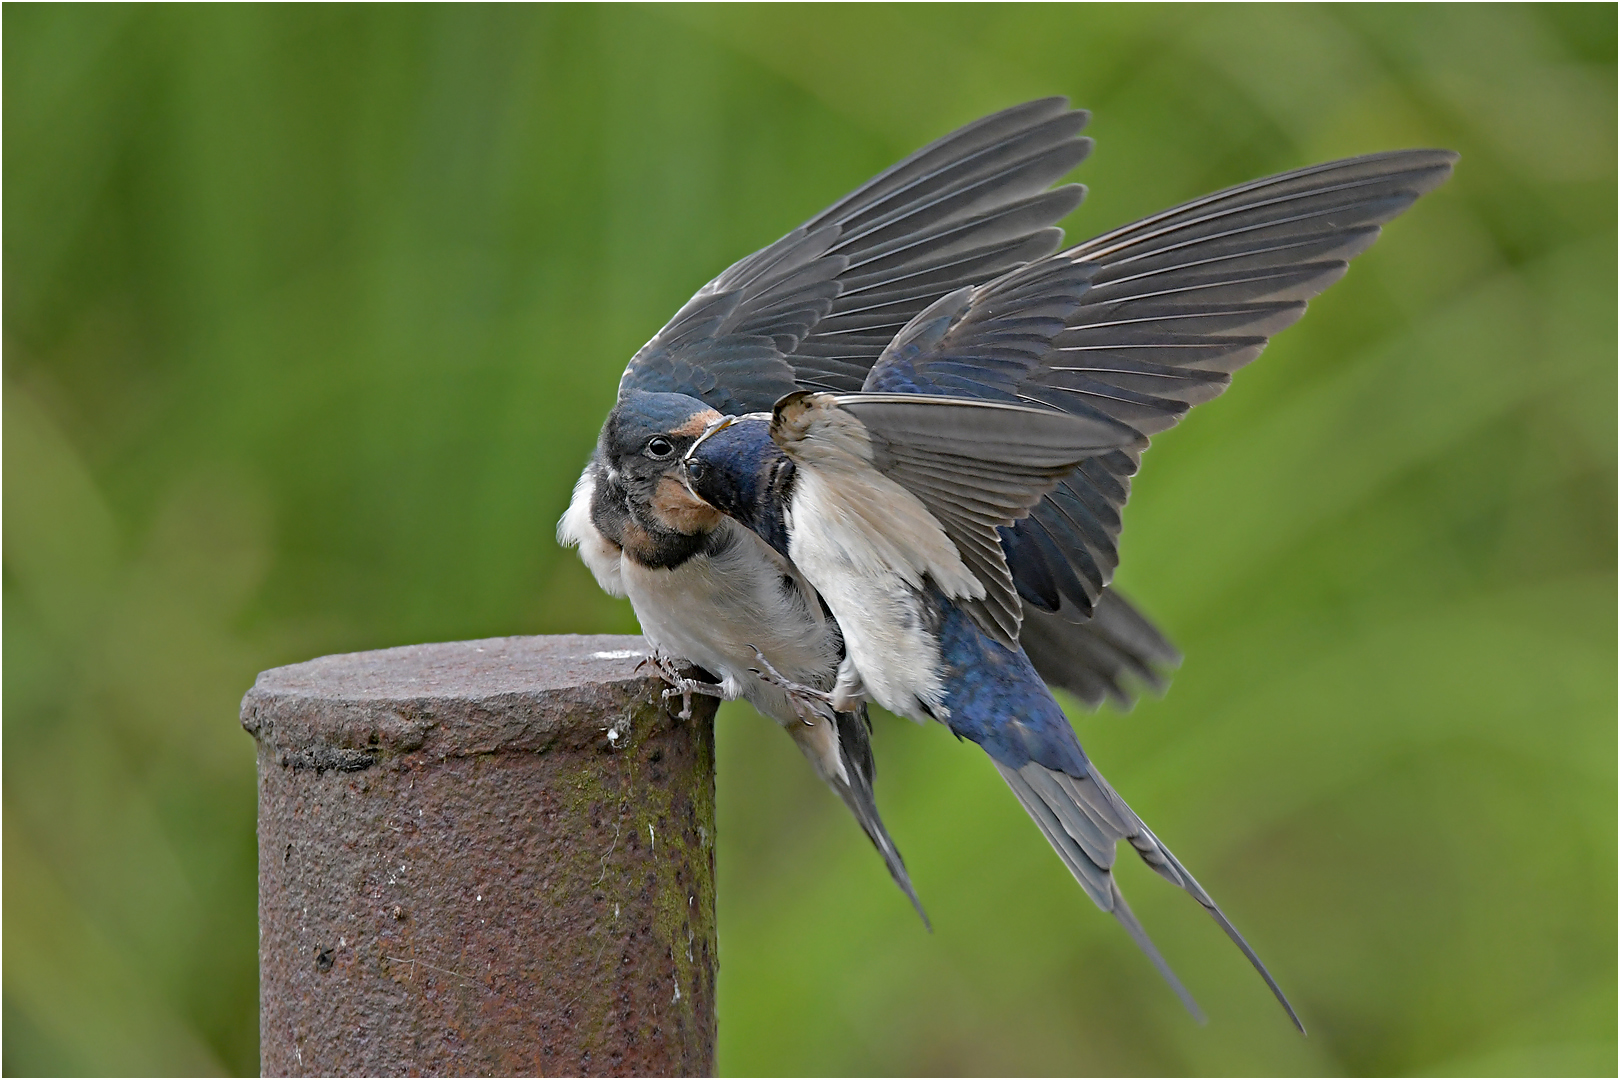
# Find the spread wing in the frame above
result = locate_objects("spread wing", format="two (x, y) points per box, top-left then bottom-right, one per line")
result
(829, 394), (1144, 648)
(1019, 589), (1181, 709)
(618, 98), (1092, 414)
(864, 147), (1459, 617)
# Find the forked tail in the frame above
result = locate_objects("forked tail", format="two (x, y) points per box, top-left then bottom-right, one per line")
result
(995, 757), (1304, 1032)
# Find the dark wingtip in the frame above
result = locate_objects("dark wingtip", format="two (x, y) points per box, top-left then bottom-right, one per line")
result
(1015, 95), (1072, 117)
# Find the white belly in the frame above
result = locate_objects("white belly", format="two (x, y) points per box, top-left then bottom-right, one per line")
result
(787, 484), (947, 724)
(622, 521), (843, 729)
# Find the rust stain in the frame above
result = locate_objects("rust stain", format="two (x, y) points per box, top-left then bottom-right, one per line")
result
(248, 634), (717, 1077)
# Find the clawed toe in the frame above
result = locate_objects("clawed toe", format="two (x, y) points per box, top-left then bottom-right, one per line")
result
(748, 646), (836, 726)
(645, 647), (725, 720)
(660, 685), (694, 721)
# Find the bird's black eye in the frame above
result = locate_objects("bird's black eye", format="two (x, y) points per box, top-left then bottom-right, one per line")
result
(645, 436), (675, 460)
(685, 460), (708, 483)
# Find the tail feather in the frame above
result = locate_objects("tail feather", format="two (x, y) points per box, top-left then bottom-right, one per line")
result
(1018, 763), (1117, 872)
(1128, 822), (1305, 1034)
(997, 756), (1305, 1032)
(1084, 768), (1306, 1034)
(1108, 880), (1206, 1023)
(997, 760), (1116, 907)
(790, 706), (931, 929)
(996, 759), (1202, 1021)
(833, 708), (932, 930)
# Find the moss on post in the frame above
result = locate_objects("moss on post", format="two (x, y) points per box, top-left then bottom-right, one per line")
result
(244, 634), (718, 1077)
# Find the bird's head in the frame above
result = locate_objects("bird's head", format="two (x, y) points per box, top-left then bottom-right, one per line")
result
(679, 414), (794, 558)
(594, 390), (726, 567)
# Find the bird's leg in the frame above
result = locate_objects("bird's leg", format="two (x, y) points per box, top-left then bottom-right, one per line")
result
(640, 648), (726, 720)
(748, 646), (836, 726)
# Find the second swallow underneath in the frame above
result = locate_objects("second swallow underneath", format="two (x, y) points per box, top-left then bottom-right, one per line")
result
(678, 389), (1304, 1032)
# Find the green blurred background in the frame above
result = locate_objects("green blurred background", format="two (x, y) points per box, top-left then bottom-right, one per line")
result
(4, 4), (1614, 1075)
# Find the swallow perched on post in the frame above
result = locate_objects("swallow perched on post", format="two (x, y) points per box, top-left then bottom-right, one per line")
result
(564, 384), (930, 920)
(558, 95), (1455, 1010)
(561, 99), (1139, 918)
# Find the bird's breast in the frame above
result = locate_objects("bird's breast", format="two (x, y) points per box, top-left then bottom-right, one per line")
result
(787, 474), (949, 723)
(622, 521), (843, 726)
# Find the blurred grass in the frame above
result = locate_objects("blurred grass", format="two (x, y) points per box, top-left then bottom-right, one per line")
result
(3, 4), (1613, 1075)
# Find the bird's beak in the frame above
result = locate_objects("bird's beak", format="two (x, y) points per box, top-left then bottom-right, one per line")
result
(678, 414), (736, 497)
(683, 414), (737, 463)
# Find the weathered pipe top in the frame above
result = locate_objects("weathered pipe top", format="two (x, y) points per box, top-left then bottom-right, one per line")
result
(243, 634), (669, 761)
(244, 633), (719, 1077)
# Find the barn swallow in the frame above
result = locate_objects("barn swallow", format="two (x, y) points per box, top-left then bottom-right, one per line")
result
(680, 390), (1283, 1025)
(557, 96), (1455, 994)
(561, 385), (931, 921)
(675, 143), (1455, 1022)
(561, 99), (1132, 919)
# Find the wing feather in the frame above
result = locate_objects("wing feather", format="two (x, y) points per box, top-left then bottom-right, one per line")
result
(619, 99), (1094, 412)
(861, 147), (1457, 616)
(828, 394), (1144, 645)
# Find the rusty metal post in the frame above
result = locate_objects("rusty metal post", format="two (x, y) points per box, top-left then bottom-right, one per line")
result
(241, 634), (718, 1077)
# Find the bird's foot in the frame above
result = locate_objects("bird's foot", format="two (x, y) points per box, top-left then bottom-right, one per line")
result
(748, 645), (835, 726)
(640, 649), (725, 720)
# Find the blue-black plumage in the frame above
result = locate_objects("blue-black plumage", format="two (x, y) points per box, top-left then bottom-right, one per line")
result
(678, 416), (795, 558)
(680, 400), (1303, 1030)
